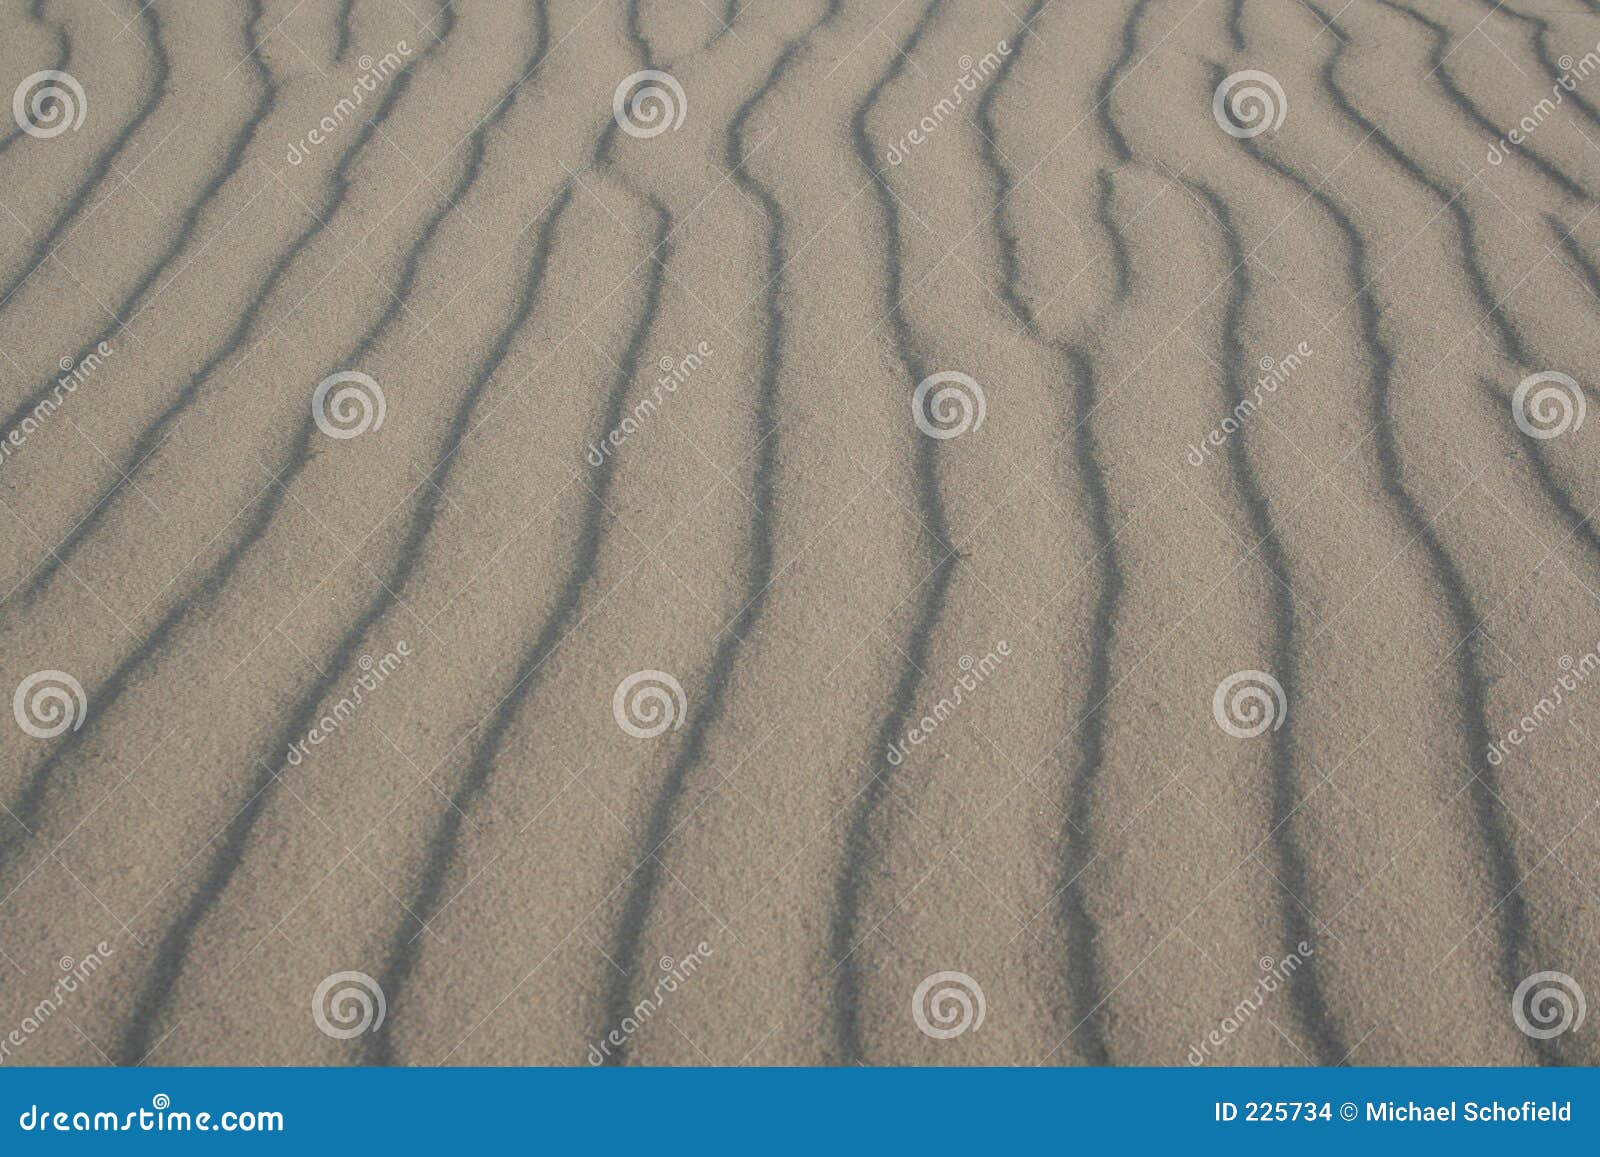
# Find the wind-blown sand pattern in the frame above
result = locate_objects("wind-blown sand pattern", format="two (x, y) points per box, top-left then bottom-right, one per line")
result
(1, 0), (1598, 1067)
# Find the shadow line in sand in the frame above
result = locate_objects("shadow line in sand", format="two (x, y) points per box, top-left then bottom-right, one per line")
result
(829, 0), (962, 1067)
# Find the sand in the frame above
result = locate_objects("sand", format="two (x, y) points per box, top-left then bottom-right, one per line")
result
(0, 0), (1598, 1067)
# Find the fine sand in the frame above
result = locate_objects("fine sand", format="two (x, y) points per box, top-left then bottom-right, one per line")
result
(2, 0), (1599, 1066)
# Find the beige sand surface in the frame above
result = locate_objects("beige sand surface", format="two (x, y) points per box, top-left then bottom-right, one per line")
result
(1, 0), (1598, 1066)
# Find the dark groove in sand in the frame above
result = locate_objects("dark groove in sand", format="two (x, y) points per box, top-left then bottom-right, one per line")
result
(0, 0), (1577, 1072)
(1553, 220), (1600, 307)
(9, 1), (459, 607)
(975, 0), (1114, 1065)
(974, 0), (1047, 337)
(1377, 10), (1600, 1060)
(1094, 0), (1149, 166)
(1477, 1), (1600, 137)
(1307, 2), (1600, 723)
(599, 0), (844, 1065)
(0, 0), (278, 482)
(1182, 173), (1345, 1065)
(1257, 12), (1547, 1060)
(336, 0), (356, 63)
(1049, 168), (1138, 1067)
(1477, 380), (1600, 564)
(106, 0), (578, 1067)
(0, 5), (463, 890)
(1226, 0), (1245, 52)
(356, 173), (574, 1065)
(370, 0), (680, 1064)
(829, 0), (959, 1066)
(1376, 0), (1589, 202)
(1093, 170), (1134, 303)
(1303, 4), (1533, 368)
(1056, 344), (1120, 1067)
(707, 0), (743, 48)
(0, 4), (166, 321)
(1365, 8), (1600, 570)
(373, 200), (670, 1066)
